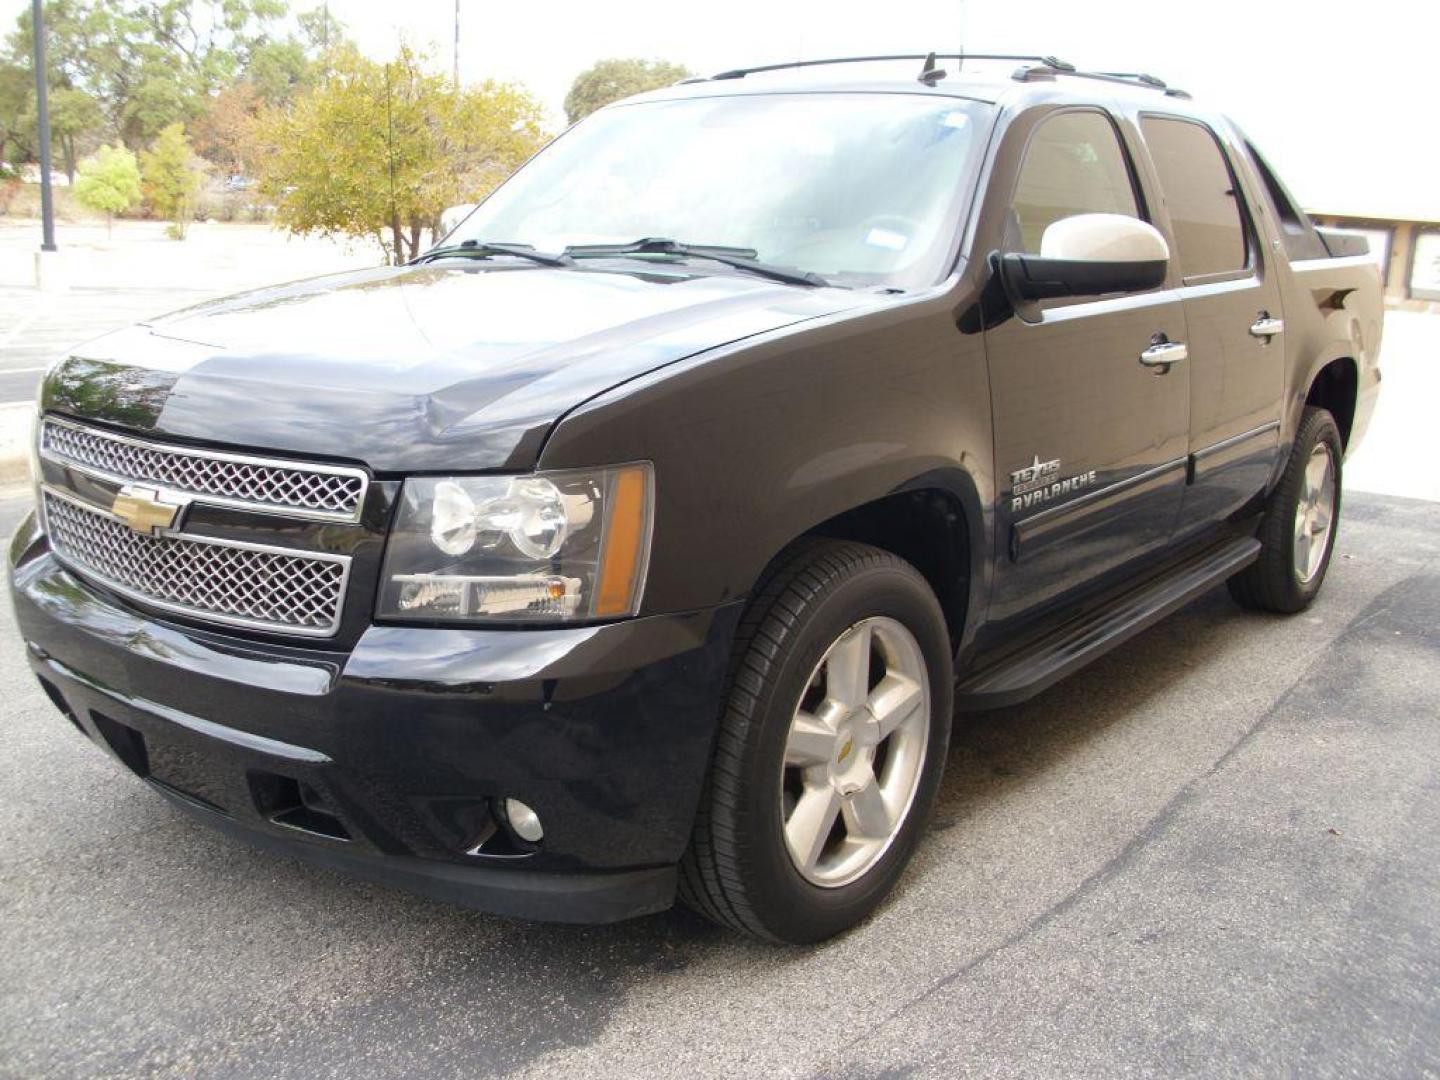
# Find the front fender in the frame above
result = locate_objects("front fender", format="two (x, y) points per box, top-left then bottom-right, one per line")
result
(537, 290), (996, 627)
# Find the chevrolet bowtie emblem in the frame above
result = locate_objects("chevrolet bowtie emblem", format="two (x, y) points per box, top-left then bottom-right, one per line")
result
(111, 484), (186, 536)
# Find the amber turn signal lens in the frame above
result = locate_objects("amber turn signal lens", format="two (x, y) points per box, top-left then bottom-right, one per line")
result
(594, 464), (651, 617)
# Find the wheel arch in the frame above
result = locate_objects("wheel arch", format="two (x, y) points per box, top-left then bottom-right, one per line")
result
(1303, 355), (1359, 448)
(753, 467), (989, 660)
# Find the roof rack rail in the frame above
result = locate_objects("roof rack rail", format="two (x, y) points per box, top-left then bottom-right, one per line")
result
(1011, 61), (1190, 97)
(1100, 71), (1193, 99)
(1102, 70), (1167, 88)
(704, 54), (1077, 82)
(693, 53), (1189, 99)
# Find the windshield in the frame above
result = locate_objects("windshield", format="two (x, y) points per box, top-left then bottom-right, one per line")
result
(449, 93), (993, 289)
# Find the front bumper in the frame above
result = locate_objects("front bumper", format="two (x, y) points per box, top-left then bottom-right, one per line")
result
(9, 511), (741, 923)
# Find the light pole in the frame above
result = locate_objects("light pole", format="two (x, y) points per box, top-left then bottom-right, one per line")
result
(31, 0), (56, 253)
(453, 0), (460, 86)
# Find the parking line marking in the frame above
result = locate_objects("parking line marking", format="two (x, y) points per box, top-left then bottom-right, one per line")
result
(0, 309), (42, 351)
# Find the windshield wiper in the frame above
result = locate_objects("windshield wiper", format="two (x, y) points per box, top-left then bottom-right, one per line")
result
(564, 238), (830, 288)
(415, 240), (573, 267)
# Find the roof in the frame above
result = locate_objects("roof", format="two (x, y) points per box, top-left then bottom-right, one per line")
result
(615, 55), (1440, 227)
(634, 55), (1205, 113)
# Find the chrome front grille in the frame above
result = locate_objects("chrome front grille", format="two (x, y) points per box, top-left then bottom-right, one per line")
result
(41, 417), (367, 522)
(43, 490), (350, 636)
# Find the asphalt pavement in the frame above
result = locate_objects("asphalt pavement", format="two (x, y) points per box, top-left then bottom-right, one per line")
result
(0, 220), (374, 406)
(1, 224), (1435, 1076)
(1, 488), (1437, 1079)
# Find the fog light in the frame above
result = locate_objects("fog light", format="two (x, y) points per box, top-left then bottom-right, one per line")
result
(503, 797), (544, 843)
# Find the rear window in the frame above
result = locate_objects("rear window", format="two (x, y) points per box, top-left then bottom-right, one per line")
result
(1141, 117), (1247, 280)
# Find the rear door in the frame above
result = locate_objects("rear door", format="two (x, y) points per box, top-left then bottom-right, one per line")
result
(1136, 115), (1286, 532)
(982, 106), (1190, 628)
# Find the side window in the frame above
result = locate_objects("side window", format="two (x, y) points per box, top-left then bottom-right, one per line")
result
(1244, 140), (1329, 261)
(1141, 117), (1247, 279)
(1010, 110), (1139, 254)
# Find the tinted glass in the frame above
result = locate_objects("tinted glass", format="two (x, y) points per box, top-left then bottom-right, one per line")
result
(452, 95), (992, 289)
(1010, 111), (1138, 253)
(1142, 117), (1246, 278)
(1245, 140), (1328, 261)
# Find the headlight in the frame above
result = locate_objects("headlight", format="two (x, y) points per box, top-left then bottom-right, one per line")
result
(377, 463), (653, 624)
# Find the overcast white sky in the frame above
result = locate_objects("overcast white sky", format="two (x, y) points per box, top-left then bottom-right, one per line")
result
(8, 0), (1437, 217)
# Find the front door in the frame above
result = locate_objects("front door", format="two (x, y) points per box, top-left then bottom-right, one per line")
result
(983, 107), (1191, 628)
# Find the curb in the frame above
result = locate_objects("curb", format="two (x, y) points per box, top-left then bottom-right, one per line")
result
(0, 403), (34, 488)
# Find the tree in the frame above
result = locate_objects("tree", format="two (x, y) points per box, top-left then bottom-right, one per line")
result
(191, 79), (261, 175)
(0, 59), (27, 166)
(253, 45), (545, 264)
(296, 4), (345, 55)
(247, 37), (311, 106)
(3, 0), (293, 152)
(73, 143), (141, 236)
(563, 58), (690, 125)
(5, 1), (167, 147)
(140, 122), (204, 238)
(3, 3), (104, 171)
(24, 84), (104, 181)
(121, 0), (287, 104)
(119, 58), (205, 145)
(240, 5), (352, 111)
(1, 0), (348, 184)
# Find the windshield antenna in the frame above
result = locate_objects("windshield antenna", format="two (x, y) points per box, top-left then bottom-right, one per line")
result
(917, 52), (947, 86)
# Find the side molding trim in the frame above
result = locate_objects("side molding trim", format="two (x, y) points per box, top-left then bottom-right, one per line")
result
(1011, 457), (1188, 562)
(1189, 420), (1281, 483)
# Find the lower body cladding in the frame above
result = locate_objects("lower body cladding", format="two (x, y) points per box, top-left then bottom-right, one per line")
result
(9, 521), (743, 924)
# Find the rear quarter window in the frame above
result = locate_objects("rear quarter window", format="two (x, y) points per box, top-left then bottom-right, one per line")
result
(1140, 116), (1247, 280)
(1244, 141), (1329, 262)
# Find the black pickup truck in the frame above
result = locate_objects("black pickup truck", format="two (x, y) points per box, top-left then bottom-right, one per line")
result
(9, 54), (1382, 943)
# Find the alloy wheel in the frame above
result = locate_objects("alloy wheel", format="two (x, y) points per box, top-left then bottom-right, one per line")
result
(779, 616), (931, 888)
(1293, 442), (1336, 584)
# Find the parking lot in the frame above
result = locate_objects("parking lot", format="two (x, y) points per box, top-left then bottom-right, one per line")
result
(0, 221), (371, 404)
(3, 488), (1436, 1079)
(1, 224), (1437, 1077)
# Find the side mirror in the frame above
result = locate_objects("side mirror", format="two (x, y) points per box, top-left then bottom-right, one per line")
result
(999, 213), (1169, 300)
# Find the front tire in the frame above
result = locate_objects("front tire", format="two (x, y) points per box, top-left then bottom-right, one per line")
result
(679, 540), (953, 943)
(1229, 406), (1343, 613)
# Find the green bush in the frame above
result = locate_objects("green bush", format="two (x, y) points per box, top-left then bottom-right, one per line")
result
(0, 164), (19, 215)
(142, 123), (205, 239)
(73, 144), (143, 236)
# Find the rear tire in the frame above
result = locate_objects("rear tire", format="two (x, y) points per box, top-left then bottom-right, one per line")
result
(679, 540), (953, 944)
(1228, 406), (1343, 614)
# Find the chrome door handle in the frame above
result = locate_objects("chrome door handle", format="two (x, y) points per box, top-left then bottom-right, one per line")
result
(1249, 315), (1285, 338)
(1139, 341), (1189, 369)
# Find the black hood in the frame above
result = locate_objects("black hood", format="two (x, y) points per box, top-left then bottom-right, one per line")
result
(42, 262), (872, 472)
